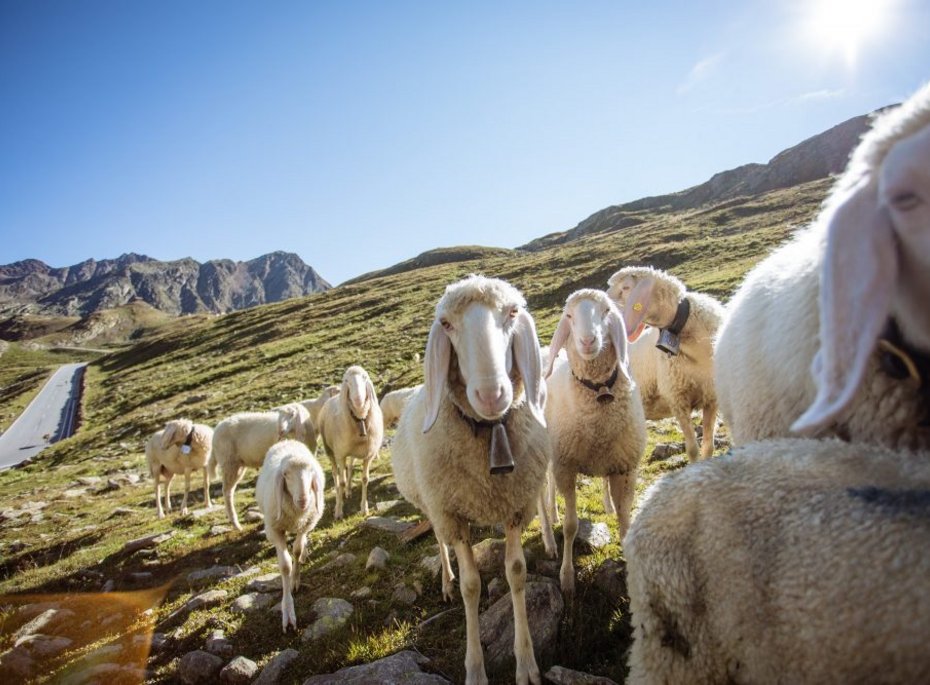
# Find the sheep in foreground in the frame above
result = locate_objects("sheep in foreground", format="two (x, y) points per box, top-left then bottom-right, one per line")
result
(625, 438), (930, 684)
(145, 419), (213, 518)
(317, 365), (384, 519)
(607, 266), (724, 462)
(300, 385), (340, 430)
(391, 275), (549, 685)
(379, 385), (420, 428)
(541, 289), (646, 598)
(714, 81), (930, 450)
(210, 407), (305, 530)
(255, 439), (325, 632)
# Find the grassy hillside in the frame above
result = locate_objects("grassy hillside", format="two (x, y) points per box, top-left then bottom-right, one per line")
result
(0, 178), (830, 684)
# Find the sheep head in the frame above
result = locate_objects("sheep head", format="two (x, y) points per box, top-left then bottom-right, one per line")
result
(422, 275), (545, 432)
(607, 266), (685, 343)
(545, 289), (631, 384)
(275, 454), (323, 522)
(161, 419), (192, 450)
(794, 82), (930, 434)
(342, 366), (376, 420)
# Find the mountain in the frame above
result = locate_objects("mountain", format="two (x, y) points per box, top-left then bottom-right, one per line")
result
(0, 251), (330, 317)
(344, 246), (515, 285)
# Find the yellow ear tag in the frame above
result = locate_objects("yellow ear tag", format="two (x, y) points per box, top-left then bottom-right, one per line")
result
(633, 302), (643, 312)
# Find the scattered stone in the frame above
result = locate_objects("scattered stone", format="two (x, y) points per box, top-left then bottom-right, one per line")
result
(167, 590), (228, 622)
(302, 598), (353, 642)
(535, 560), (560, 577)
(233, 565), (262, 580)
(29, 512), (44, 524)
(544, 665), (619, 685)
(150, 632), (167, 653)
(320, 552), (356, 572)
(14, 608), (74, 641)
(479, 581), (564, 669)
(0, 644), (36, 678)
(230, 592), (275, 614)
(419, 555), (442, 578)
(361, 516), (416, 537)
(374, 499), (401, 512)
(472, 538), (506, 577)
(302, 650), (450, 684)
(487, 577), (507, 604)
(575, 520), (611, 552)
(187, 565), (238, 589)
(245, 573), (281, 594)
(366, 546), (389, 570)
(178, 649), (224, 685)
(112, 507), (136, 517)
(62, 488), (88, 498)
(244, 510), (264, 523)
(253, 648), (299, 685)
(204, 629), (235, 658)
(76, 476), (103, 486)
(189, 507), (218, 520)
(351, 586), (371, 599)
(20, 500), (48, 512)
(8, 540), (27, 553)
(122, 530), (175, 554)
(592, 559), (627, 604)
(102, 579), (116, 593)
(391, 583), (418, 606)
(650, 442), (686, 461)
(413, 579), (424, 596)
(220, 655), (258, 685)
(14, 634), (73, 659)
(208, 524), (232, 536)
(127, 571), (154, 585)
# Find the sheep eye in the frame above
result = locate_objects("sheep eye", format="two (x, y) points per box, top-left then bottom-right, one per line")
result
(440, 318), (452, 331)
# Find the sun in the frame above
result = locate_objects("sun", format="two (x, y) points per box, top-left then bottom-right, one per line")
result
(800, 0), (897, 68)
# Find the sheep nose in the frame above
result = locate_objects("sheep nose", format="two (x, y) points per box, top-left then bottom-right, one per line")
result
(580, 335), (596, 347)
(476, 384), (505, 407)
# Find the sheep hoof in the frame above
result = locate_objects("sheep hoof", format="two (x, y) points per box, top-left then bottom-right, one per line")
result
(181, 507), (189, 515)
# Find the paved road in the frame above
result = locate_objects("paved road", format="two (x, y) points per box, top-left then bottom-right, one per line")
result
(0, 363), (87, 470)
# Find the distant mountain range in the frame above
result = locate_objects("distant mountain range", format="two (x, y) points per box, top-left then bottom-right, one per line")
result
(0, 251), (330, 317)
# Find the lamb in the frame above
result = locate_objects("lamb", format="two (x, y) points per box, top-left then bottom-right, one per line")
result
(391, 274), (549, 685)
(145, 419), (213, 518)
(607, 266), (724, 462)
(300, 385), (340, 430)
(379, 385), (420, 428)
(540, 289), (647, 598)
(255, 439), (325, 632)
(316, 365), (384, 519)
(714, 81), (930, 450)
(624, 437), (930, 684)
(209, 406), (306, 530)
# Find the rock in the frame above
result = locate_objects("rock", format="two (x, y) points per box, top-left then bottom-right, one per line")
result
(178, 649), (224, 685)
(13, 608), (70, 640)
(535, 560), (560, 577)
(150, 632), (167, 653)
(189, 506), (218, 519)
(233, 565), (262, 580)
(0, 644), (36, 678)
(244, 510), (264, 523)
(8, 540), (27, 553)
(650, 442), (685, 461)
(592, 559), (627, 604)
(220, 656), (258, 685)
(487, 577), (507, 604)
(128, 572), (154, 585)
(62, 488), (88, 498)
(14, 634), (73, 659)
(208, 524), (232, 536)
(187, 565), (238, 589)
(76, 476), (103, 486)
(302, 650), (450, 684)
(122, 530), (175, 554)
(204, 629), (235, 658)
(112, 507), (135, 516)
(479, 581), (564, 669)
(245, 573), (281, 594)
(391, 583), (418, 606)
(544, 665), (619, 684)
(374, 499), (402, 512)
(20, 500), (48, 511)
(419, 554), (442, 578)
(351, 586), (371, 599)
(253, 648), (299, 685)
(320, 552), (356, 572)
(361, 516), (416, 537)
(102, 580), (116, 592)
(575, 520), (611, 552)
(167, 590), (228, 622)
(472, 538), (506, 577)
(366, 546), (390, 570)
(302, 598), (353, 641)
(230, 592), (275, 614)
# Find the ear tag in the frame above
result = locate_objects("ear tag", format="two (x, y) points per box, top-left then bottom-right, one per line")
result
(656, 329), (681, 356)
(633, 302), (643, 312)
(489, 423), (515, 475)
(596, 387), (615, 404)
(356, 419), (368, 437)
(181, 445), (192, 455)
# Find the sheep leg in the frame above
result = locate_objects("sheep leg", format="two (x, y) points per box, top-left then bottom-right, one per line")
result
(222, 464), (246, 531)
(202, 466), (213, 508)
(291, 531), (307, 591)
(505, 522), (541, 685)
(181, 467), (191, 515)
(558, 472), (578, 601)
(546, 467), (560, 524)
(675, 409), (700, 463)
(154, 475), (165, 519)
(437, 535), (456, 601)
(269, 527), (297, 632)
(332, 456), (345, 520)
(700, 403), (717, 460)
(163, 473), (174, 513)
(453, 539), (488, 685)
(536, 493), (557, 559)
(602, 477), (616, 514)
(359, 455), (372, 516)
(344, 457), (354, 497)
(608, 471), (635, 539)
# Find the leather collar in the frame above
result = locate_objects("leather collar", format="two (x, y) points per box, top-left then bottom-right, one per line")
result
(571, 365), (619, 394)
(663, 297), (691, 336)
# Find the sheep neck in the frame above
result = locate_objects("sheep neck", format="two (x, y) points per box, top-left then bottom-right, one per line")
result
(565, 340), (619, 385)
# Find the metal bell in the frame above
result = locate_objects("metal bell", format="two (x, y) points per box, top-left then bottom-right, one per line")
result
(489, 423), (515, 475)
(656, 329), (681, 356)
(356, 419), (368, 437)
(596, 386), (615, 404)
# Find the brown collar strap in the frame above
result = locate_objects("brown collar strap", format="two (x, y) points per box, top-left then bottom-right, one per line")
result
(878, 319), (930, 427)
(571, 365), (619, 404)
(349, 408), (368, 437)
(453, 403), (515, 475)
(664, 297), (691, 336)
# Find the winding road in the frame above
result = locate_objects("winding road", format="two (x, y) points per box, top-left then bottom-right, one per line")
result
(0, 362), (87, 470)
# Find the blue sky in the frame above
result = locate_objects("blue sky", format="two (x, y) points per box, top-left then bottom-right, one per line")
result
(1, 0), (928, 285)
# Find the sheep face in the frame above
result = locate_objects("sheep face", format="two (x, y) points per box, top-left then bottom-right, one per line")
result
(276, 459), (322, 521)
(342, 366), (375, 419)
(161, 419), (192, 449)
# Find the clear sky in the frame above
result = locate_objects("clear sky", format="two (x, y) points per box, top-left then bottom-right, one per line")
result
(1, 0), (928, 285)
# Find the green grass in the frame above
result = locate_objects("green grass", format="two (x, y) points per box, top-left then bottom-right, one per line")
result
(0, 179), (829, 683)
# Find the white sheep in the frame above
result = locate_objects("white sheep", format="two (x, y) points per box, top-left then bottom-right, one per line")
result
(379, 385), (420, 428)
(316, 365), (384, 519)
(624, 437), (930, 684)
(255, 439), (325, 632)
(209, 407), (305, 530)
(714, 81), (930, 450)
(272, 402), (317, 449)
(391, 275), (549, 685)
(540, 289), (647, 598)
(144, 419), (213, 518)
(607, 266), (725, 462)
(300, 385), (340, 430)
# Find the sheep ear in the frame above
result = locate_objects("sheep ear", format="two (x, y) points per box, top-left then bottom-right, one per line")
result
(366, 378), (377, 408)
(161, 424), (176, 450)
(513, 308), (546, 427)
(422, 318), (451, 433)
(545, 314), (571, 379)
(622, 277), (654, 343)
(274, 468), (286, 522)
(312, 470), (325, 517)
(792, 174), (897, 435)
(607, 306), (633, 384)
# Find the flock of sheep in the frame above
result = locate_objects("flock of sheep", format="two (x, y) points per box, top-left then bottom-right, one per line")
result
(142, 82), (930, 684)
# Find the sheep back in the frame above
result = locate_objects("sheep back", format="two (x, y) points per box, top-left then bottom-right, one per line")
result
(211, 411), (289, 472)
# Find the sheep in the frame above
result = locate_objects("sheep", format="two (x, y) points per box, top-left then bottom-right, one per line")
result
(255, 439), (325, 632)
(391, 274), (549, 685)
(379, 385), (420, 428)
(624, 437), (930, 684)
(272, 402), (317, 449)
(209, 407), (306, 530)
(714, 81), (930, 450)
(144, 419), (213, 518)
(300, 385), (340, 430)
(316, 365), (384, 519)
(607, 266), (725, 462)
(540, 289), (647, 598)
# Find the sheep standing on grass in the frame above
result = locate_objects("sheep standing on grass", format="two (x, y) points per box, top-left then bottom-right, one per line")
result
(300, 385), (340, 430)
(540, 289), (646, 599)
(391, 275), (549, 685)
(607, 266), (724, 462)
(624, 438), (930, 684)
(714, 81), (930, 450)
(210, 406), (306, 530)
(379, 385), (420, 428)
(145, 419), (213, 518)
(317, 366), (384, 519)
(255, 439), (325, 632)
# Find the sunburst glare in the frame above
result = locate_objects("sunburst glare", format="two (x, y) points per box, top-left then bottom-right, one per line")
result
(799, 0), (898, 68)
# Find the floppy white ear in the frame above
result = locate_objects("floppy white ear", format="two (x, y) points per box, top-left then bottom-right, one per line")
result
(312, 469), (325, 518)
(607, 306), (632, 384)
(366, 378), (377, 409)
(622, 277), (655, 342)
(545, 314), (572, 379)
(422, 318), (451, 433)
(161, 423), (177, 450)
(274, 467), (287, 522)
(512, 309), (546, 427)
(792, 173), (897, 434)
